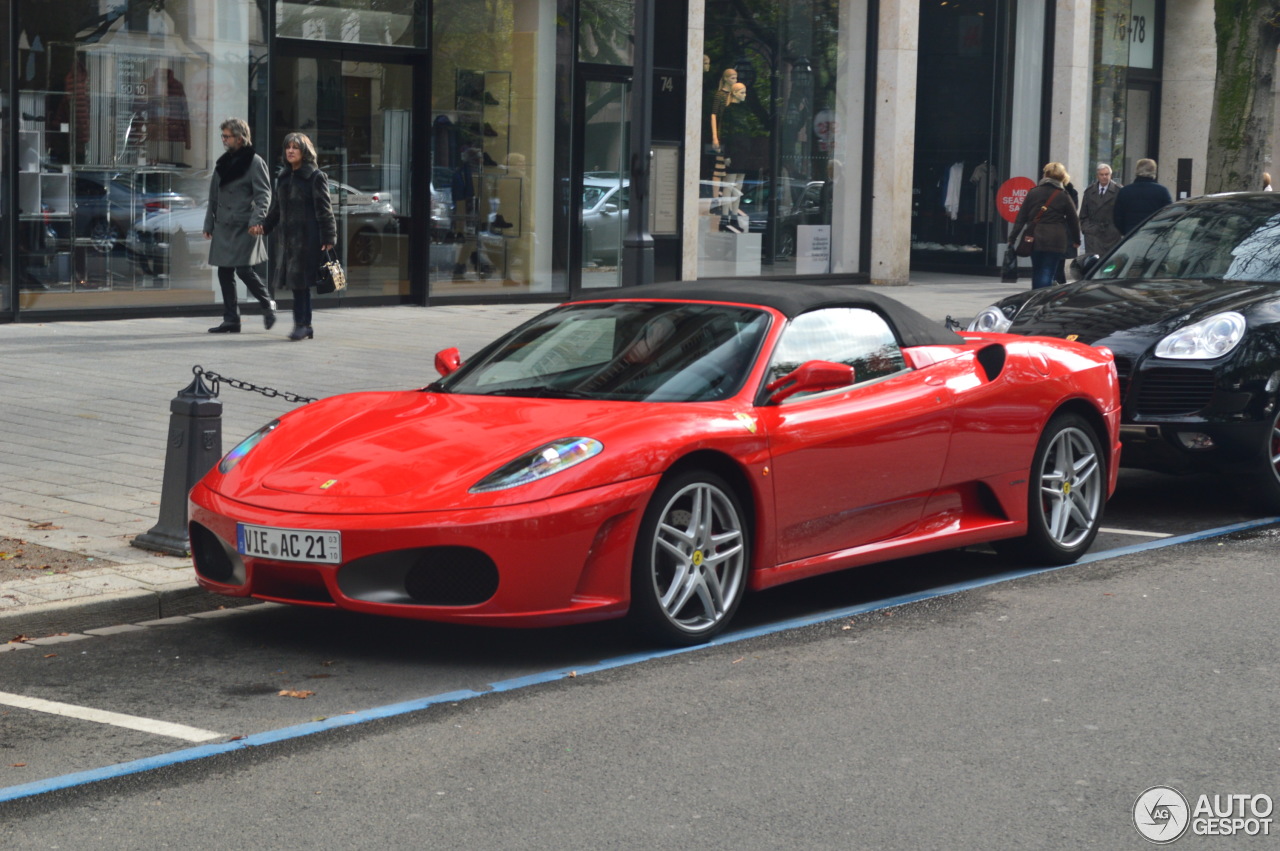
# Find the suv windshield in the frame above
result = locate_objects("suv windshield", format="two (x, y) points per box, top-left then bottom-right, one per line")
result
(1092, 195), (1280, 282)
(436, 302), (771, 402)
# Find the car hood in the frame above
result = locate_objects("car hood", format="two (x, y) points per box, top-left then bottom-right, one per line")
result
(1008, 278), (1279, 353)
(209, 390), (754, 512)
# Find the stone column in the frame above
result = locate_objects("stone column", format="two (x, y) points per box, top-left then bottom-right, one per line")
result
(1161, 0), (1216, 198)
(870, 0), (918, 286)
(1050, 0), (1093, 188)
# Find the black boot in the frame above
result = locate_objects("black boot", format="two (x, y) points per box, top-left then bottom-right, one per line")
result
(208, 322), (241, 334)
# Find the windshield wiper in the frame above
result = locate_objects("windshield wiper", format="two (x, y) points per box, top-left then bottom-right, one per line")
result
(478, 387), (595, 399)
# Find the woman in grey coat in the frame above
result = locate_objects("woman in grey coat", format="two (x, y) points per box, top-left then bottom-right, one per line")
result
(203, 117), (275, 333)
(263, 132), (336, 341)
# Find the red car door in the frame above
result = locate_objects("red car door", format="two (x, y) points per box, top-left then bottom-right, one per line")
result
(757, 308), (955, 565)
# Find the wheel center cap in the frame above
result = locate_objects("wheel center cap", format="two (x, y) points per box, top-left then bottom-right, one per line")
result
(1062, 481), (1072, 496)
(692, 550), (705, 567)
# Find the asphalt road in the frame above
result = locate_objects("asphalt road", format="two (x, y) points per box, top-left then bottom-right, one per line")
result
(1, 468), (1277, 848)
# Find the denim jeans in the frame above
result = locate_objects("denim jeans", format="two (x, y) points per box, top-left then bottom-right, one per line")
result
(1030, 250), (1059, 289)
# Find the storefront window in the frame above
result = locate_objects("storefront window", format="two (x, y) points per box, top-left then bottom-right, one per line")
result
(276, 0), (419, 47)
(1090, 0), (1160, 182)
(911, 0), (1008, 269)
(578, 0), (634, 65)
(16, 0), (266, 312)
(0, 0), (10, 317)
(698, 0), (844, 278)
(430, 0), (558, 294)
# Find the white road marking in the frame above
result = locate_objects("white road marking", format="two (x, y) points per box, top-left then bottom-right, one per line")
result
(1100, 527), (1172, 538)
(0, 691), (223, 743)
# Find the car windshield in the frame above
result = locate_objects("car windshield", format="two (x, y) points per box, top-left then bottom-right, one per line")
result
(583, 186), (614, 207)
(1092, 196), (1280, 282)
(435, 302), (772, 402)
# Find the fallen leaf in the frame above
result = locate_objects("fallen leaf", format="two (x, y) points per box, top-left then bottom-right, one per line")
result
(8, 635), (30, 644)
(0, 552), (16, 560)
(9, 763), (26, 768)
(43, 654), (57, 659)
(28, 522), (60, 530)
(278, 689), (315, 699)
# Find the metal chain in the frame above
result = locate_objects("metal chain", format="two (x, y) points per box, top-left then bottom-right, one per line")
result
(193, 365), (317, 405)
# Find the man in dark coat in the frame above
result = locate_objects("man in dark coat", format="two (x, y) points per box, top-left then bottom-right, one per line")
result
(1079, 162), (1123, 257)
(1113, 158), (1173, 236)
(204, 117), (274, 333)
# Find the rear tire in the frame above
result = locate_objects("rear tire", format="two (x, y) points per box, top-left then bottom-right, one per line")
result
(629, 470), (749, 645)
(998, 412), (1106, 564)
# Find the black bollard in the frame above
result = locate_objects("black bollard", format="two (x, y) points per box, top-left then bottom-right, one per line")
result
(132, 370), (222, 556)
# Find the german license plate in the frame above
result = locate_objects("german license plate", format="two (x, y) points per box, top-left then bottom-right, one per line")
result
(237, 524), (341, 564)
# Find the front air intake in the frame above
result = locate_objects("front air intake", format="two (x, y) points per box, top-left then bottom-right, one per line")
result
(338, 546), (499, 606)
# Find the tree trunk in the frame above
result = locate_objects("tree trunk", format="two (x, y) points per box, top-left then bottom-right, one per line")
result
(1205, 0), (1280, 193)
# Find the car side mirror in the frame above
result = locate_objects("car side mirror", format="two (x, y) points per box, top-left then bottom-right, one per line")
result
(765, 360), (855, 404)
(1078, 254), (1102, 276)
(602, 204), (618, 214)
(434, 347), (462, 377)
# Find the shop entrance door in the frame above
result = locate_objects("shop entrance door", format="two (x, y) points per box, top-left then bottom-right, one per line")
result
(274, 49), (417, 299)
(574, 73), (631, 291)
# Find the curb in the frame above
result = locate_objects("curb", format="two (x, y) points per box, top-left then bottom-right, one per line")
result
(0, 581), (256, 641)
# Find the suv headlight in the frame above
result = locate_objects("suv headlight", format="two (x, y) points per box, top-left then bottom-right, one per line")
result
(968, 305), (1014, 333)
(1154, 311), (1246, 359)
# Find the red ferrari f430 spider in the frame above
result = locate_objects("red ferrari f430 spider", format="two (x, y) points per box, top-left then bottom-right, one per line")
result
(190, 279), (1121, 644)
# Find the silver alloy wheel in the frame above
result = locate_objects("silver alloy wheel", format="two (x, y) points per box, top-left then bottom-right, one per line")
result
(1036, 425), (1103, 549)
(1268, 410), (1280, 481)
(646, 480), (747, 635)
(88, 219), (118, 253)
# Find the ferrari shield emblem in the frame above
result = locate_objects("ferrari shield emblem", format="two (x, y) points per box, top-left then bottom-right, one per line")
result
(1066, 334), (1079, 342)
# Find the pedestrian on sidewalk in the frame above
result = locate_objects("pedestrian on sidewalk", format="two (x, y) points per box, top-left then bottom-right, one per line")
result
(1113, 158), (1172, 235)
(204, 117), (275, 333)
(263, 132), (336, 341)
(1008, 162), (1081, 290)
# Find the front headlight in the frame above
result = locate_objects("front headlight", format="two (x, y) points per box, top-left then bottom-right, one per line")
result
(1154, 311), (1246, 359)
(968, 305), (1014, 333)
(470, 437), (604, 493)
(218, 420), (280, 474)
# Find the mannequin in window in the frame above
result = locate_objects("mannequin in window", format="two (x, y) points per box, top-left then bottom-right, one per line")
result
(451, 146), (493, 279)
(717, 82), (750, 233)
(705, 68), (737, 232)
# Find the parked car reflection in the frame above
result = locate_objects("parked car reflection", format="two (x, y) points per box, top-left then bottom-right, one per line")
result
(582, 175), (628, 265)
(72, 170), (200, 252)
(128, 181), (398, 274)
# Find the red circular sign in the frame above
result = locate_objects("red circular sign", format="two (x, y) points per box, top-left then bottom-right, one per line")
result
(996, 177), (1036, 223)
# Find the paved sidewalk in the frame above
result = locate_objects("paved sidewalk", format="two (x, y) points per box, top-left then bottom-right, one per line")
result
(0, 273), (1024, 639)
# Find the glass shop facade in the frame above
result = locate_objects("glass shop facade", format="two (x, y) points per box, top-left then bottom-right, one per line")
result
(0, 0), (1162, 321)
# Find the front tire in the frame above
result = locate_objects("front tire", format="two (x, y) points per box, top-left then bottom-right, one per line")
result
(1001, 413), (1106, 564)
(629, 470), (749, 645)
(1249, 404), (1280, 512)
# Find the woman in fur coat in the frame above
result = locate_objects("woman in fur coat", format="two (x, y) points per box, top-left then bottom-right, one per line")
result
(263, 132), (336, 341)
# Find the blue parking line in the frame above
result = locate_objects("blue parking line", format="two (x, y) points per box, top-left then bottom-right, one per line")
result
(2, 516), (1275, 805)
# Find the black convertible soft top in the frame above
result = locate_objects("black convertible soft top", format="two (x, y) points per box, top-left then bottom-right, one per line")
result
(589, 277), (964, 348)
